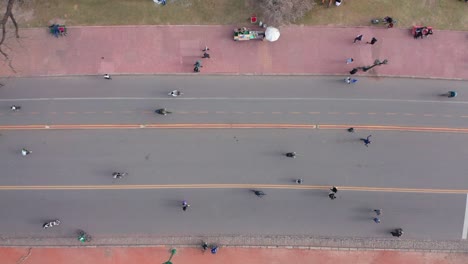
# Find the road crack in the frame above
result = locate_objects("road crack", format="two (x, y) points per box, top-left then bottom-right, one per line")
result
(16, 247), (32, 264)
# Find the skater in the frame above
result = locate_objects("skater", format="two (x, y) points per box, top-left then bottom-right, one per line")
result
(347, 127), (355, 133)
(103, 74), (111, 80)
(349, 68), (358, 75)
(295, 179), (303, 184)
(374, 209), (382, 216)
(345, 77), (358, 84)
(211, 245), (219, 254)
(391, 228), (403, 237)
(353, 34), (363, 43)
(202, 52), (210, 58)
(182, 200), (190, 211)
(253, 190), (266, 197)
(21, 148), (31, 156)
(367, 37), (378, 45)
(10, 105), (21, 111)
(373, 217), (381, 224)
(202, 241), (209, 251)
(361, 135), (372, 147)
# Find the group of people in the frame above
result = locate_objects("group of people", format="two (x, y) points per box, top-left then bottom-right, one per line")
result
(413, 26), (433, 39)
(194, 46), (211, 72)
(202, 241), (219, 254)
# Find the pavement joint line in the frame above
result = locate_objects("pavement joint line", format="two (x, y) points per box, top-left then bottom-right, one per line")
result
(2, 97), (468, 104)
(8, 72), (467, 81)
(2, 124), (468, 133)
(7, 112), (468, 120)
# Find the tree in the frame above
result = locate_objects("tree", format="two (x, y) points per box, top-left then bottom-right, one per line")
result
(0, 0), (19, 59)
(257, 0), (315, 26)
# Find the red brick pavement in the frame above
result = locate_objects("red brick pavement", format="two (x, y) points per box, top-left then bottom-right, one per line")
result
(1, 247), (468, 264)
(1, 26), (466, 79)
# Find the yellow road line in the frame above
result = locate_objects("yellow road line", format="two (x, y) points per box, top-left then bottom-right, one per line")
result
(0, 184), (466, 194)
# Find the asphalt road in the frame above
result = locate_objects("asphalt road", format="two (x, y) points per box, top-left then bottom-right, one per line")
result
(0, 76), (467, 127)
(0, 76), (467, 241)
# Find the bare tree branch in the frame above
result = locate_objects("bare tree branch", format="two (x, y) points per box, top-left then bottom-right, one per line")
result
(0, 0), (19, 59)
(9, 11), (19, 38)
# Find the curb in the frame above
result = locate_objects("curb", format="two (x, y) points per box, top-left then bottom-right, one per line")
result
(1, 235), (468, 252)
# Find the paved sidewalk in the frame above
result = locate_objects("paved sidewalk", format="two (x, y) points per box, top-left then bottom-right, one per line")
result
(0, 26), (466, 79)
(1, 247), (468, 264)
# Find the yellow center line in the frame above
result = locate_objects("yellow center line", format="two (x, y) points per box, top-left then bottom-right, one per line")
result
(0, 184), (466, 194)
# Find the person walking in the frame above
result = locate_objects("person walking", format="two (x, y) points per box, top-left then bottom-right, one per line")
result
(253, 190), (266, 197)
(194, 60), (203, 72)
(202, 52), (210, 59)
(374, 209), (382, 216)
(347, 127), (355, 133)
(103, 74), (111, 80)
(346, 58), (354, 64)
(328, 186), (338, 200)
(295, 179), (303, 184)
(202, 46), (210, 52)
(373, 217), (381, 223)
(194, 60), (202, 68)
(360, 135), (372, 147)
(285, 152), (296, 158)
(367, 37), (378, 45)
(353, 34), (363, 43)
(182, 200), (190, 211)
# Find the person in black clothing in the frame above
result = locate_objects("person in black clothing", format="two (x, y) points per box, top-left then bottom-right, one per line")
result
(391, 228), (403, 237)
(360, 135), (372, 147)
(253, 190), (266, 197)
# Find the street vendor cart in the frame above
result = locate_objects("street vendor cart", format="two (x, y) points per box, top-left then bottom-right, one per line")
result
(233, 26), (280, 42)
(233, 27), (265, 41)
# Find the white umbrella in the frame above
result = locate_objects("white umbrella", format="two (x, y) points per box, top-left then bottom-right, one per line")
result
(265, 27), (280, 42)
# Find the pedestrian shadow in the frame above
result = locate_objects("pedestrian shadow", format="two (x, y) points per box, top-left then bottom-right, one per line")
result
(353, 206), (378, 214)
(335, 137), (361, 144)
(307, 189), (329, 198)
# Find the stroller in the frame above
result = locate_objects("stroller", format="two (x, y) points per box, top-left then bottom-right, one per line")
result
(49, 24), (67, 37)
(412, 26), (433, 39)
